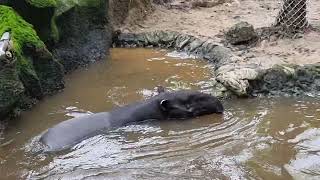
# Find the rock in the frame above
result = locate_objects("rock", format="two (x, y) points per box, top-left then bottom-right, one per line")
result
(249, 64), (320, 96)
(175, 34), (195, 50)
(194, 39), (219, 57)
(5, 0), (57, 44)
(52, 0), (111, 72)
(285, 128), (320, 180)
(263, 66), (292, 89)
(116, 33), (145, 47)
(113, 30), (320, 98)
(153, 0), (172, 5)
(113, 30), (252, 97)
(157, 31), (179, 47)
(114, 31), (239, 68)
(5, 0), (112, 72)
(225, 21), (258, 45)
(145, 31), (161, 46)
(183, 38), (204, 52)
(216, 64), (261, 96)
(0, 62), (25, 119)
(210, 80), (231, 98)
(204, 45), (236, 65)
(0, 5), (64, 118)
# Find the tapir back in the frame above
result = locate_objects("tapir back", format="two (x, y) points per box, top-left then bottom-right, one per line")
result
(41, 112), (111, 151)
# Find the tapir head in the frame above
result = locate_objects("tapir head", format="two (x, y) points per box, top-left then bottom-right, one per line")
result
(157, 90), (224, 120)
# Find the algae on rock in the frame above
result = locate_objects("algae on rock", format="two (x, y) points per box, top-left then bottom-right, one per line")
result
(3, 0), (111, 71)
(26, 0), (57, 8)
(0, 5), (64, 118)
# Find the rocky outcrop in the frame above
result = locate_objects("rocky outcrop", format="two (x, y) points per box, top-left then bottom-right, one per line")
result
(52, 0), (111, 72)
(114, 30), (320, 98)
(0, 1), (113, 119)
(3, 0), (112, 72)
(3, 0), (57, 45)
(0, 59), (24, 119)
(0, 5), (64, 119)
(0, 0), (115, 119)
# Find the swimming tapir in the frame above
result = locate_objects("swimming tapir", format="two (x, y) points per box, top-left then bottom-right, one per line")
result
(40, 90), (224, 152)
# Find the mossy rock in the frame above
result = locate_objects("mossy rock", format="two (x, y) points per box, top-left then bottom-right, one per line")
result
(3, 0), (111, 71)
(0, 5), (64, 118)
(5, 0), (56, 45)
(0, 1), (111, 119)
(55, 0), (103, 16)
(0, 5), (45, 57)
(26, 0), (57, 8)
(0, 64), (25, 119)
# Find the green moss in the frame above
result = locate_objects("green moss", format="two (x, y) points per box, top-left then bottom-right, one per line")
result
(55, 0), (102, 16)
(26, 0), (57, 8)
(50, 16), (60, 43)
(0, 5), (46, 61)
(49, 0), (103, 43)
(0, 6), (47, 88)
(0, 5), (45, 98)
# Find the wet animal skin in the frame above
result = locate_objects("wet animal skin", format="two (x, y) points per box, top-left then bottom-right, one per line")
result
(40, 90), (224, 152)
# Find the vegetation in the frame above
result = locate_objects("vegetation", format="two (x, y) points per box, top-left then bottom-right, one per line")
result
(26, 0), (57, 8)
(55, 0), (103, 16)
(0, 5), (47, 79)
(0, 5), (46, 59)
(0, 5), (64, 98)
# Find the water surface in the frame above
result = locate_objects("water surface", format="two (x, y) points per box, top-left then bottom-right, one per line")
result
(0, 48), (320, 179)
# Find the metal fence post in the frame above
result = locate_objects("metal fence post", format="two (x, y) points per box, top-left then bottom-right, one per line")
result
(275, 0), (309, 32)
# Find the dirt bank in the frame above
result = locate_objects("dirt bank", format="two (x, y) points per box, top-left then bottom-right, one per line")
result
(120, 0), (320, 69)
(109, 0), (152, 29)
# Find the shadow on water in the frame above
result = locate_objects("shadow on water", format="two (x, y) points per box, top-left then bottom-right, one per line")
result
(0, 48), (320, 179)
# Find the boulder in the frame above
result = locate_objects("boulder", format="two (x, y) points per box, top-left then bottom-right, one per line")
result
(249, 63), (320, 96)
(0, 62), (24, 119)
(0, 5), (64, 118)
(52, 0), (112, 71)
(4, 0), (112, 72)
(225, 21), (258, 45)
(215, 64), (261, 96)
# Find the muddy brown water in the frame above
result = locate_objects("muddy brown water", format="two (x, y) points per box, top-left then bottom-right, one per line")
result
(0, 48), (320, 179)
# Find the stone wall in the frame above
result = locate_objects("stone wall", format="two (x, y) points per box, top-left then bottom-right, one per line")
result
(114, 30), (320, 98)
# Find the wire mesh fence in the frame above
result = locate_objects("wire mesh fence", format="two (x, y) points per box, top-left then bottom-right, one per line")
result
(275, 0), (309, 32)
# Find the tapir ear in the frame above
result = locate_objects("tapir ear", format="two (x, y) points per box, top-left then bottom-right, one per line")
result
(160, 99), (170, 111)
